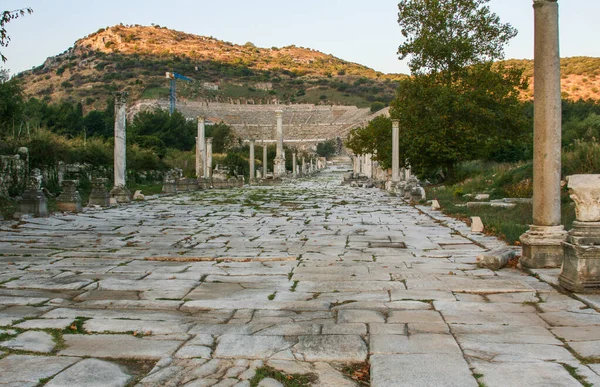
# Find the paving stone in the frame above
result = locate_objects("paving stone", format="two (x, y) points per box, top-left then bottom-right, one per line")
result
(0, 355), (78, 386)
(470, 360), (581, 387)
(387, 310), (445, 324)
(293, 335), (367, 362)
(461, 342), (575, 362)
(370, 354), (478, 387)
(213, 335), (295, 359)
(257, 379), (284, 387)
(371, 334), (461, 355)
(60, 334), (182, 359)
(1, 330), (56, 353)
(46, 358), (132, 387)
(568, 341), (600, 359)
(15, 318), (74, 330)
(337, 309), (385, 323)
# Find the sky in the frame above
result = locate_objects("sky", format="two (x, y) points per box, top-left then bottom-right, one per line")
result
(2, 0), (600, 76)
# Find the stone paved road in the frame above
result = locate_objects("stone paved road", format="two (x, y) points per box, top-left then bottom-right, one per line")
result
(1, 168), (600, 386)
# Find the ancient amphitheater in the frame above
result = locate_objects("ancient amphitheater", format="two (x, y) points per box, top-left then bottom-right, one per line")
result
(130, 100), (389, 145)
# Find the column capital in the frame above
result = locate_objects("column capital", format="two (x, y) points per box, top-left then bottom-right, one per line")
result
(206, 138), (213, 144)
(198, 115), (205, 121)
(275, 110), (283, 118)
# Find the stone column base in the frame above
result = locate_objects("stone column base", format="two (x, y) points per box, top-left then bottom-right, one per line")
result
(274, 157), (286, 178)
(20, 189), (49, 217)
(559, 222), (600, 293)
(110, 185), (131, 204)
(519, 225), (567, 268)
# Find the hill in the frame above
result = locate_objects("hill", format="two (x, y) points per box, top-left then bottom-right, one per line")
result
(15, 24), (404, 111)
(14, 25), (600, 112)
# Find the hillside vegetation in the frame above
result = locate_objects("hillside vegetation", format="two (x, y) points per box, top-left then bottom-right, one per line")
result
(16, 24), (403, 111)
(14, 25), (600, 112)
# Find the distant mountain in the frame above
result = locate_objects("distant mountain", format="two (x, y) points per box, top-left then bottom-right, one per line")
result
(16, 24), (404, 111)
(14, 24), (600, 112)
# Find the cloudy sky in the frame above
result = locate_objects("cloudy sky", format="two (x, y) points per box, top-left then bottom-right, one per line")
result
(2, 0), (598, 75)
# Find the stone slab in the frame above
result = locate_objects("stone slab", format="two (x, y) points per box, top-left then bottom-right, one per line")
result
(0, 355), (78, 386)
(370, 354), (478, 387)
(59, 334), (182, 359)
(46, 358), (132, 387)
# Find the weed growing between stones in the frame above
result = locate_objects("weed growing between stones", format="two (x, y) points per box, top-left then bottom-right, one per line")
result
(560, 363), (592, 387)
(268, 292), (277, 301)
(249, 366), (317, 387)
(341, 361), (370, 385)
(290, 281), (299, 292)
(63, 317), (90, 334)
(473, 373), (487, 387)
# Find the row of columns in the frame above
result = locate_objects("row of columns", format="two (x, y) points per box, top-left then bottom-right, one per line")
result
(195, 117), (213, 179)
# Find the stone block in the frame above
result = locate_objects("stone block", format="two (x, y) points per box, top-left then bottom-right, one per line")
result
(56, 180), (82, 213)
(46, 358), (132, 387)
(19, 188), (48, 217)
(559, 223), (600, 293)
(520, 225), (567, 268)
(110, 185), (131, 204)
(470, 216), (484, 233)
(476, 248), (517, 270)
(88, 178), (110, 207)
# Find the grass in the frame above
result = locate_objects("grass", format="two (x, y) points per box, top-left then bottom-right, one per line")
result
(427, 160), (577, 245)
(248, 366), (317, 387)
(561, 363), (592, 387)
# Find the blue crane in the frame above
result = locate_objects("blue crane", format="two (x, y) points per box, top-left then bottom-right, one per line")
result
(166, 72), (192, 114)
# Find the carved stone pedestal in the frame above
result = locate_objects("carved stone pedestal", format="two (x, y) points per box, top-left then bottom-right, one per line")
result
(110, 185), (131, 204)
(520, 225), (567, 268)
(88, 178), (110, 207)
(56, 180), (82, 212)
(20, 189), (48, 217)
(559, 222), (600, 293)
(559, 174), (600, 292)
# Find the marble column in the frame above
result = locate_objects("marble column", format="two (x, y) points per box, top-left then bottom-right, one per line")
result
(520, 0), (567, 268)
(196, 116), (205, 179)
(392, 119), (400, 182)
(302, 157), (306, 176)
(353, 155), (360, 175)
(206, 138), (213, 179)
(292, 153), (298, 178)
(263, 141), (268, 177)
(274, 110), (286, 178)
(110, 92), (131, 203)
(249, 139), (256, 183)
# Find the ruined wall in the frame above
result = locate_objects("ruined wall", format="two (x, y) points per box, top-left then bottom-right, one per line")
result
(0, 151), (28, 196)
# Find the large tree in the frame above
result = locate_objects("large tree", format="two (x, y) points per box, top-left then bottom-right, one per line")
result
(345, 116), (394, 169)
(1, 8), (33, 62)
(391, 0), (529, 179)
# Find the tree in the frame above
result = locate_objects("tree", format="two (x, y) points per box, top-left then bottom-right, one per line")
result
(1, 8), (33, 62)
(0, 69), (23, 136)
(316, 139), (337, 158)
(345, 116), (395, 169)
(391, 0), (528, 179)
(397, 0), (516, 80)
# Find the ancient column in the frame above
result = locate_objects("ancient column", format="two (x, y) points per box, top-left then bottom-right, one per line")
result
(392, 119), (400, 182)
(110, 92), (131, 203)
(196, 116), (206, 179)
(206, 138), (213, 179)
(520, 0), (567, 268)
(302, 157), (306, 176)
(263, 141), (268, 177)
(273, 110), (286, 178)
(292, 153), (298, 178)
(249, 139), (256, 183)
